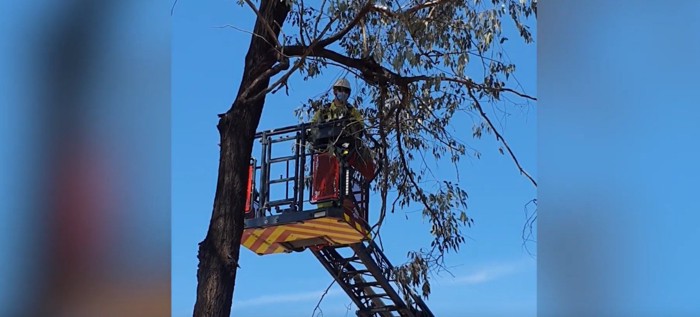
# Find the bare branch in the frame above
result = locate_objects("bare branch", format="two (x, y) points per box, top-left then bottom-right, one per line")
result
(171, 0), (178, 16)
(245, 15), (339, 103)
(239, 55), (291, 102)
(494, 86), (537, 101)
(467, 87), (537, 187)
(284, 45), (534, 104)
(296, 0), (308, 46)
(317, 1), (374, 48)
(439, 76), (537, 101)
(244, 0), (282, 48)
(395, 93), (438, 221)
(214, 24), (274, 48)
(521, 198), (537, 258)
(311, 280), (336, 317)
(310, 57), (364, 79)
(283, 46), (429, 85)
(312, 0), (330, 40)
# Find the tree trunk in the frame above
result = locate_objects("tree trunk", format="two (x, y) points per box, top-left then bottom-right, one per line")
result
(193, 1), (290, 316)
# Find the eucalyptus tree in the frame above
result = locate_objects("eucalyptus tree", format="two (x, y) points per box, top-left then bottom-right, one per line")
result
(193, 1), (537, 316)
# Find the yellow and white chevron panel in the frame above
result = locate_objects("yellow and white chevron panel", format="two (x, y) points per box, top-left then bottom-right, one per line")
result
(242, 211), (370, 255)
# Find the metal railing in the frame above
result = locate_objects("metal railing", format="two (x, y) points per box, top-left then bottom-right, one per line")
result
(247, 119), (373, 220)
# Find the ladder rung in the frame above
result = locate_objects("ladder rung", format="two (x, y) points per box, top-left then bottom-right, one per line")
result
(268, 198), (295, 206)
(368, 305), (399, 313)
(337, 256), (360, 264)
(268, 155), (297, 164)
(360, 293), (388, 299)
(270, 135), (297, 143)
(269, 177), (295, 184)
(354, 281), (382, 288)
(274, 207), (296, 213)
(344, 269), (371, 276)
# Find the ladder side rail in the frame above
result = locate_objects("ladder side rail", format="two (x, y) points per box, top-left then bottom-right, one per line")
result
(297, 128), (310, 211)
(263, 132), (300, 213)
(365, 241), (434, 317)
(294, 131), (303, 212)
(407, 292), (434, 317)
(263, 133), (273, 213)
(350, 243), (415, 317)
(366, 240), (395, 282)
(258, 133), (270, 216)
(314, 247), (398, 317)
(311, 248), (371, 312)
(285, 157), (290, 201)
(350, 168), (370, 227)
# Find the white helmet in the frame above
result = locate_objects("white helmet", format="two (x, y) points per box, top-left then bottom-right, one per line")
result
(333, 78), (351, 90)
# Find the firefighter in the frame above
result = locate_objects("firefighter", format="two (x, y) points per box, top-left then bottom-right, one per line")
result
(309, 78), (373, 221)
(310, 78), (364, 152)
(309, 77), (378, 165)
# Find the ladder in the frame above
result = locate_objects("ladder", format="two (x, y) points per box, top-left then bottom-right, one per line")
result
(311, 240), (434, 317)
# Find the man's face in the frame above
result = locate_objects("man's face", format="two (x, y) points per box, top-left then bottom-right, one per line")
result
(334, 87), (351, 101)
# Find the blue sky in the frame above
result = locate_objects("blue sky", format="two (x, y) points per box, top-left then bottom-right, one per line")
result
(172, 1), (536, 316)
